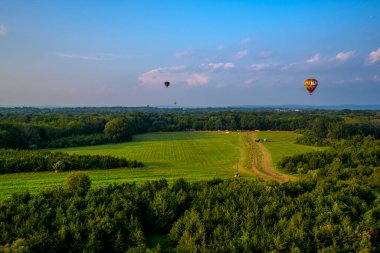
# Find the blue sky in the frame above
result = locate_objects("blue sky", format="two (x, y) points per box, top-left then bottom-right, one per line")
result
(0, 0), (379, 106)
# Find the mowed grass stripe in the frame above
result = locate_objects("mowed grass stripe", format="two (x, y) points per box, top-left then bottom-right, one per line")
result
(0, 132), (242, 200)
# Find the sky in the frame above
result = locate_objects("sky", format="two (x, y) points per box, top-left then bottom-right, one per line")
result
(0, 0), (379, 107)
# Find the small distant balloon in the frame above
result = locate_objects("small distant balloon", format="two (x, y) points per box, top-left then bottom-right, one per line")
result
(164, 81), (170, 88)
(173, 101), (177, 105)
(304, 78), (318, 95)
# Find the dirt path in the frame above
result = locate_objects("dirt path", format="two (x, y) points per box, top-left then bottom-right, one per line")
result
(249, 133), (297, 183)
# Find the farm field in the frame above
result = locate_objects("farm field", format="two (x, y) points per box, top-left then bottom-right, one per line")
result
(0, 132), (244, 200)
(0, 131), (323, 200)
(54, 131), (247, 178)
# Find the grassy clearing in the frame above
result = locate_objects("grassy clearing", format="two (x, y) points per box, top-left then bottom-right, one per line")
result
(54, 132), (245, 179)
(256, 131), (326, 169)
(0, 132), (243, 200)
(0, 131), (327, 200)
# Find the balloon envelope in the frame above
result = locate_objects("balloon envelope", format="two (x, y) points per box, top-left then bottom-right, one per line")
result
(164, 81), (170, 88)
(304, 78), (318, 95)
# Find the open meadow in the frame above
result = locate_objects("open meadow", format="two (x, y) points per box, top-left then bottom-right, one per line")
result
(0, 131), (323, 200)
(256, 131), (326, 169)
(0, 132), (241, 199)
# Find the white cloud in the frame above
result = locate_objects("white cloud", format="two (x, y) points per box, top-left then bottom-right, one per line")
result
(240, 38), (252, 45)
(54, 52), (119, 61)
(200, 62), (235, 71)
(175, 50), (193, 58)
(139, 65), (209, 87)
(335, 50), (355, 61)
(257, 51), (273, 59)
(367, 48), (380, 65)
(251, 64), (269, 71)
(217, 45), (225, 50)
(250, 63), (279, 71)
(200, 63), (224, 71)
(243, 78), (258, 88)
(306, 54), (320, 63)
(138, 65), (185, 86)
(234, 50), (249, 59)
(374, 75), (380, 82)
(0, 25), (7, 37)
(186, 73), (209, 86)
(224, 62), (235, 69)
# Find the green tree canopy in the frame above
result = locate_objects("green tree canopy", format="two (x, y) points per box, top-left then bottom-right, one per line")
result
(64, 172), (91, 195)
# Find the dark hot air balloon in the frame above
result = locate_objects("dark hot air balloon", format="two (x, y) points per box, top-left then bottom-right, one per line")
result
(164, 81), (170, 88)
(304, 78), (318, 95)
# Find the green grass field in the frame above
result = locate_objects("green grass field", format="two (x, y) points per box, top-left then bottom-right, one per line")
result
(0, 131), (326, 200)
(256, 131), (326, 169)
(0, 132), (244, 200)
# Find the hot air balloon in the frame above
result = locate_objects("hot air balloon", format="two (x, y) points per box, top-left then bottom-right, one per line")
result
(164, 81), (170, 88)
(304, 78), (318, 95)
(173, 101), (177, 105)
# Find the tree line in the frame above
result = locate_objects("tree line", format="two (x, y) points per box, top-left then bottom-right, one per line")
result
(279, 136), (380, 175)
(0, 149), (143, 174)
(0, 108), (379, 149)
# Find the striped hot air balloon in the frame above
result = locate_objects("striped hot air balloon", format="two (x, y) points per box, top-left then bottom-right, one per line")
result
(304, 78), (318, 95)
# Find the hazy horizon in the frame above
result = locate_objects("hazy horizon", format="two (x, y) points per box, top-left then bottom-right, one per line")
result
(1, 1), (379, 106)
(1, 104), (380, 110)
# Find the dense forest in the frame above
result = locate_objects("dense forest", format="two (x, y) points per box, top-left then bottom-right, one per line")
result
(0, 167), (379, 252)
(0, 107), (379, 252)
(279, 136), (380, 175)
(0, 107), (379, 149)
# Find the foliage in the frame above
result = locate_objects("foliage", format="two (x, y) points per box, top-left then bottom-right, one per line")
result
(104, 117), (132, 142)
(0, 149), (143, 174)
(64, 172), (91, 195)
(0, 108), (378, 149)
(296, 116), (380, 146)
(278, 136), (380, 174)
(0, 108), (379, 251)
(46, 134), (111, 148)
(0, 170), (379, 252)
